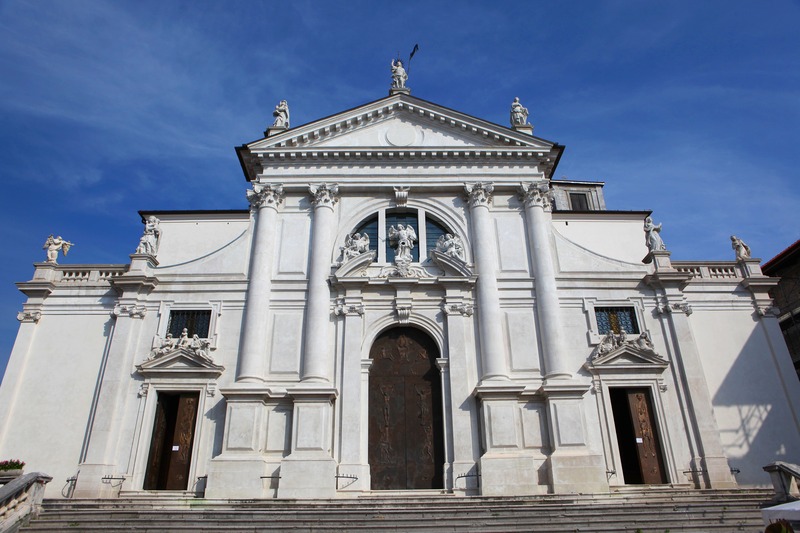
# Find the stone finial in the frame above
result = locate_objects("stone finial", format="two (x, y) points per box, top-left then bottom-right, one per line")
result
(731, 235), (752, 260)
(43, 235), (74, 264)
(134, 216), (161, 256)
(644, 217), (666, 252)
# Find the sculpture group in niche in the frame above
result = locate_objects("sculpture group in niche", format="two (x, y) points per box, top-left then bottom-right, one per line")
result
(435, 234), (465, 261)
(43, 235), (73, 264)
(595, 329), (655, 358)
(731, 235), (751, 260)
(135, 216), (162, 256)
(150, 328), (211, 360)
(644, 217), (666, 252)
(510, 97), (529, 126)
(272, 100), (290, 128)
(389, 224), (417, 264)
(390, 59), (408, 89)
(340, 232), (371, 262)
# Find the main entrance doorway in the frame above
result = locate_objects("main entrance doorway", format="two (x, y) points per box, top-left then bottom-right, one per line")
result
(368, 327), (444, 490)
(144, 391), (199, 490)
(610, 388), (667, 484)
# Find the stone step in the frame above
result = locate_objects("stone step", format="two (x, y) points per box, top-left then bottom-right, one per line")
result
(22, 489), (772, 532)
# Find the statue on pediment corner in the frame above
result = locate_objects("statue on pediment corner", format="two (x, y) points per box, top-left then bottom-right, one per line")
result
(644, 217), (666, 252)
(510, 97), (529, 126)
(731, 235), (751, 260)
(272, 100), (290, 129)
(340, 232), (371, 262)
(43, 235), (73, 264)
(436, 234), (465, 262)
(391, 59), (408, 89)
(135, 216), (161, 256)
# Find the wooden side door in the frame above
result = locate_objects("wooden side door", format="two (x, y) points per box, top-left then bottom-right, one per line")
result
(144, 391), (199, 490)
(626, 388), (667, 485)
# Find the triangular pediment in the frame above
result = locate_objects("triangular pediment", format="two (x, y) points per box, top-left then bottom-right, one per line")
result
(137, 347), (224, 378)
(238, 94), (563, 180)
(586, 344), (669, 374)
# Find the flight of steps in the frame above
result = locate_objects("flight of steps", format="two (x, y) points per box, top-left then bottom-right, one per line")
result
(21, 488), (774, 532)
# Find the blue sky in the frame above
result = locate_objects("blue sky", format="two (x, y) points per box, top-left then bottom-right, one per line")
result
(1, 1), (799, 379)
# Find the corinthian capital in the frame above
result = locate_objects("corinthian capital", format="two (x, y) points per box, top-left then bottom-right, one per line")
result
(309, 183), (339, 209)
(519, 182), (552, 211)
(464, 182), (494, 208)
(247, 183), (284, 210)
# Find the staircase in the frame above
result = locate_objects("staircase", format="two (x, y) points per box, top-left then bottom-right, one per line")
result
(21, 488), (773, 532)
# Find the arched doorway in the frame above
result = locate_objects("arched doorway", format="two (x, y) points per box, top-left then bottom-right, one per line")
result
(368, 327), (444, 490)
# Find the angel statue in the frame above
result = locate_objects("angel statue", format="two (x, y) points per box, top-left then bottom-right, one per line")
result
(389, 224), (417, 263)
(730, 235), (751, 260)
(272, 100), (290, 128)
(43, 235), (73, 264)
(391, 59), (408, 89)
(341, 232), (370, 262)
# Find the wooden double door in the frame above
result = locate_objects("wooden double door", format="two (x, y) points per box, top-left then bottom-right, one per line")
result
(610, 388), (667, 485)
(144, 391), (199, 490)
(368, 327), (444, 490)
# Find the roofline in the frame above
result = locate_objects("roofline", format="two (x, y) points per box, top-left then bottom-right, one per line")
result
(139, 209), (249, 221)
(762, 239), (800, 273)
(552, 209), (652, 217)
(237, 93), (564, 182)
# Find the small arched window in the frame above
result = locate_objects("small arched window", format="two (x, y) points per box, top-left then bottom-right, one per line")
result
(349, 208), (458, 264)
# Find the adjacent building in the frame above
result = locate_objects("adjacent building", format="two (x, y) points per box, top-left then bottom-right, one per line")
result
(2, 84), (799, 499)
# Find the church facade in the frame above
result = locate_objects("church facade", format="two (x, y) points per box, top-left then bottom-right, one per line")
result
(2, 85), (799, 500)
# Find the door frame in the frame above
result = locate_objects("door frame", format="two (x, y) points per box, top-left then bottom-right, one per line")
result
(594, 379), (679, 486)
(129, 380), (214, 494)
(358, 318), (453, 492)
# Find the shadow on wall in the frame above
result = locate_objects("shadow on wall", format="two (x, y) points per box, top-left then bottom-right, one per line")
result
(711, 322), (800, 485)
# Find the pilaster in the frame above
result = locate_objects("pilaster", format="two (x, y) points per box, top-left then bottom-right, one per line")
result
(645, 250), (736, 488)
(75, 255), (158, 498)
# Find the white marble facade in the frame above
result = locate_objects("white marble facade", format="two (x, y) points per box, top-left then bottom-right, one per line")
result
(2, 93), (800, 499)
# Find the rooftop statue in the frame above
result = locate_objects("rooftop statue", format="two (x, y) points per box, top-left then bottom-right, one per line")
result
(391, 59), (408, 89)
(510, 97), (529, 126)
(644, 216), (666, 252)
(731, 235), (751, 260)
(272, 100), (290, 128)
(135, 216), (162, 256)
(43, 235), (73, 264)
